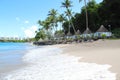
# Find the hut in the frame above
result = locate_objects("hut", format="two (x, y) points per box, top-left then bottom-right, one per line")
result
(66, 30), (81, 39)
(72, 30), (81, 39)
(82, 27), (92, 38)
(65, 32), (71, 39)
(94, 25), (112, 38)
(76, 30), (81, 35)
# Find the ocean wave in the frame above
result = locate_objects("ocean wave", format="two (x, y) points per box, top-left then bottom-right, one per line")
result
(1, 46), (116, 80)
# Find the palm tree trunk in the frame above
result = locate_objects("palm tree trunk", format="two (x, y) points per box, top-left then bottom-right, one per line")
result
(67, 9), (76, 34)
(55, 24), (57, 33)
(61, 22), (63, 31)
(68, 19), (71, 34)
(71, 19), (76, 34)
(84, 0), (89, 29)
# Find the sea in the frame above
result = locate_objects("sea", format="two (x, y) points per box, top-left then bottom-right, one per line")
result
(0, 42), (35, 73)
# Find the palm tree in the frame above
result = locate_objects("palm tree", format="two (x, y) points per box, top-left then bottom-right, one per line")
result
(48, 9), (58, 34)
(79, 0), (89, 30)
(38, 18), (55, 40)
(61, 0), (72, 9)
(66, 9), (76, 34)
(58, 14), (65, 30)
(79, 0), (92, 40)
(57, 14), (67, 37)
(38, 20), (48, 30)
(38, 20), (42, 26)
(48, 9), (57, 17)
(61, 0), (76, 35)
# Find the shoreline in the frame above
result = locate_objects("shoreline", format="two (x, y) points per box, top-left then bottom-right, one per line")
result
(0, 50), (29, 77)
(1, 40), (119, 80)
(0, 43), (34, 77)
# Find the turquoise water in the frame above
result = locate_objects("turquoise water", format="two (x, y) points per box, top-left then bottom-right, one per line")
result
(0, 42), (33, 73)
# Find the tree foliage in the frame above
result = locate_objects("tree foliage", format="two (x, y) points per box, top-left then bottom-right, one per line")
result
(63, 0), (120, 36)
(35, 0), (120, 40)
(35, 29), (46, 41)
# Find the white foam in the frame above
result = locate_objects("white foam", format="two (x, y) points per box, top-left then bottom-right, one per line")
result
(1, 46), (116, 80)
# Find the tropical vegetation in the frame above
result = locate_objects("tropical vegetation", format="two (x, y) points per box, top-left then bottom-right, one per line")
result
(35, 0), (120, 41)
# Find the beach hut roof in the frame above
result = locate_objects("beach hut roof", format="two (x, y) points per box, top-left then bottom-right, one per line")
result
(67, 32), (72, 36)
(75, 30), (81, 35)
(97, 25), (108, 32)
(83, 27), (92, 34)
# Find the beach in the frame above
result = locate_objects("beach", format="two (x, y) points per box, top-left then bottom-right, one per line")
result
(1, 40), (120, 80)
(57, 39), (120, 80)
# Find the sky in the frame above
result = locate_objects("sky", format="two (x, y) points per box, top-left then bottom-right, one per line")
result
(0, 0), (103, 38)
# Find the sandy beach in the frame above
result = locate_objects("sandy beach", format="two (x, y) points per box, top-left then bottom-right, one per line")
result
(1, 40), (119, 80)
(57, 39), (120, 80)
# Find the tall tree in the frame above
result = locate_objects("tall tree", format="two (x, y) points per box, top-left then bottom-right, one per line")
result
(58, 14), (66, 31)
(79, 0), (89, 31)
(35, 29), (46, 41)
(48, 9), (58, 34)
(98, 0), (120, 30)
(61, 0), (76, 34)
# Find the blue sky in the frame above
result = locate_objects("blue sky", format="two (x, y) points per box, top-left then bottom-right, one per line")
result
(0, 0), (102, 38)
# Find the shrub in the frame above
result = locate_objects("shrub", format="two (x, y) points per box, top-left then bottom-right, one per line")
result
(112, 28), (120, 38)
(101, 34), (106, 39)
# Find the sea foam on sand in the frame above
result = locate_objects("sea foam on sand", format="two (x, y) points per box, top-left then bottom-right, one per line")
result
(1, 46), (116, 80)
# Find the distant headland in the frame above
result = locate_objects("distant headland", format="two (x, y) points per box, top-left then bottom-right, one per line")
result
(0, 37), (34, 42)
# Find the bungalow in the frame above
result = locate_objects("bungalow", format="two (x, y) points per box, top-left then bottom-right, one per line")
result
(82, 27), (93, 38)
(94, 25), (112, 38)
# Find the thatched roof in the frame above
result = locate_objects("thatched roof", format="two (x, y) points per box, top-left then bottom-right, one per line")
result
(75, 30), (81, 35)
(67, 32), (72, 36)
(83, 27), (92, 34)
(97, 25), (108, 32)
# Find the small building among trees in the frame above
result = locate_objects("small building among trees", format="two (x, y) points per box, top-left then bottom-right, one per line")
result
(94, 25), (112, 38)
(82, 28), (92, 38)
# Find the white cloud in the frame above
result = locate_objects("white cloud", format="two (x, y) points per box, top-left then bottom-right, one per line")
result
(16, 17), (20, 21)
(24, 26), (38, 38)
(25, 20), (29, 24)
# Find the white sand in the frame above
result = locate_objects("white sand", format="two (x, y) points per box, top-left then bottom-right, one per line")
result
(59, 40), (120, 80)
(0, 45), (116, 80)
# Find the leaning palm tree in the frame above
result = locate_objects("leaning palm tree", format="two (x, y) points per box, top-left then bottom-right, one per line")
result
(66, 9), (76, 34)
(61, 0), (76, 34)
(64, 10), (71, 35)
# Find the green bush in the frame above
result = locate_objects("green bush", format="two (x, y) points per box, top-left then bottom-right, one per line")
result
(101, 34), (106, 39)
(112, 28), (120, 38)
